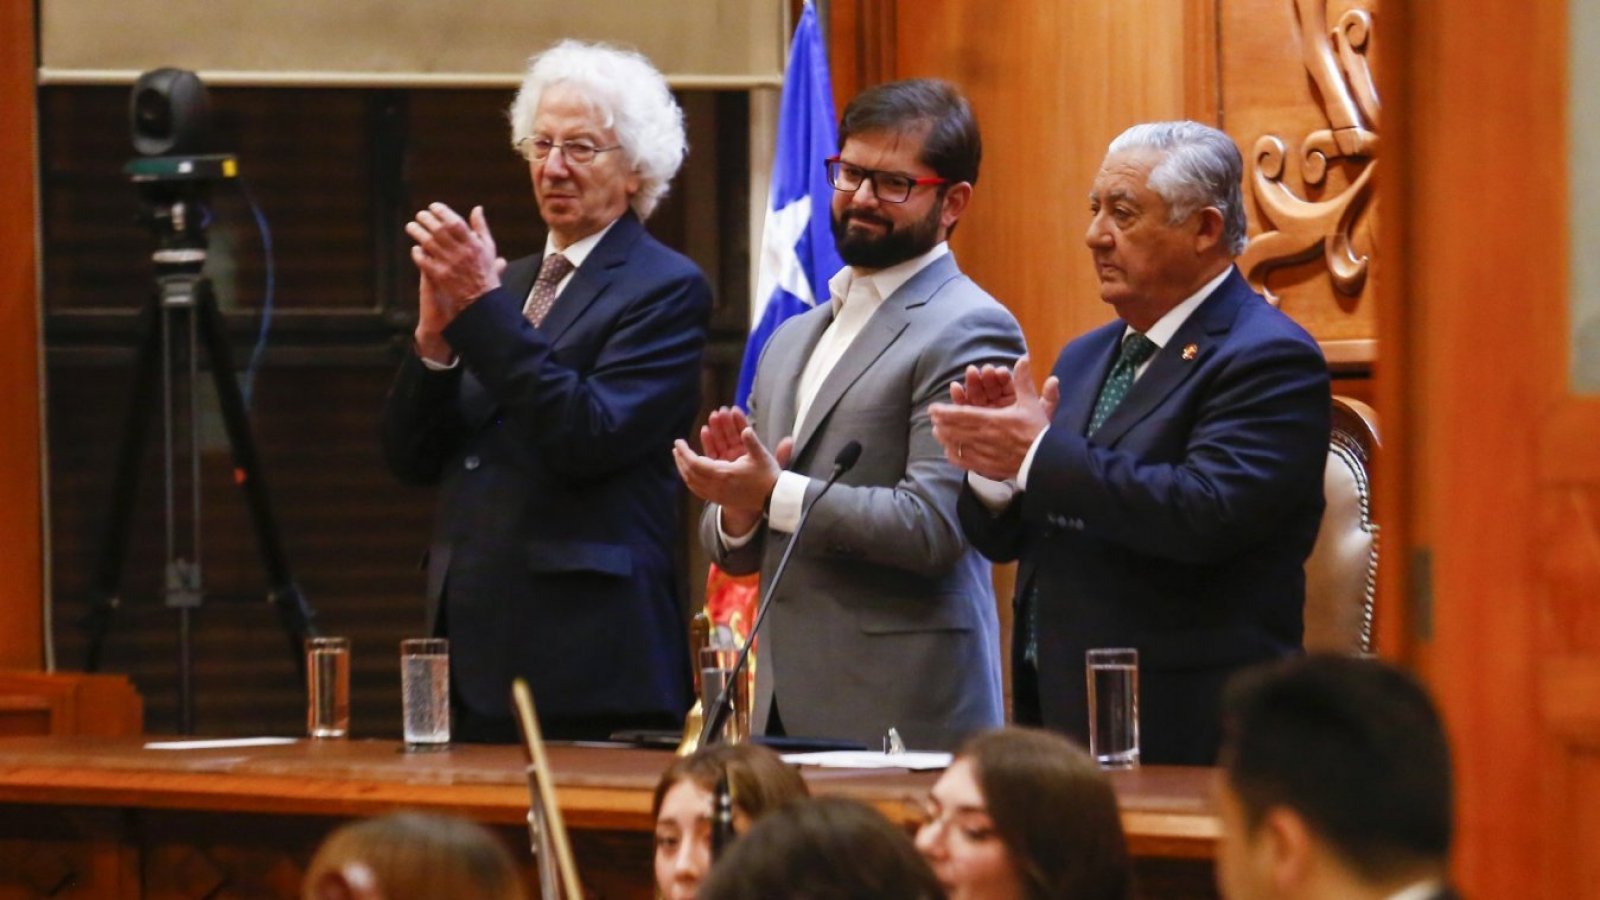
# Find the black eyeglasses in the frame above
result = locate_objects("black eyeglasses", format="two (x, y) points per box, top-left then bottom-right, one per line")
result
(517, 137), (622, 166)
(824, 157), (950, 203)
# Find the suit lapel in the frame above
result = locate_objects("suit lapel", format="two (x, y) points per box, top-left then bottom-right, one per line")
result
(1091, 268), (1248, 446)
(789, 254), (960, 459)
(458, 255), (540, 430)
(537, 211), (644, 345)
(792, 310), (908, 458)
(1059, 327), (1121, 437)
(760, 309), (832, 445)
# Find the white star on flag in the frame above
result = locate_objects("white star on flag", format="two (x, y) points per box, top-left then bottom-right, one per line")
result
(755, 196), (817, 319)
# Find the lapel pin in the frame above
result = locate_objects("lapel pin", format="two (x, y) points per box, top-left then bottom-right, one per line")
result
(1181, 343), (1199, 361)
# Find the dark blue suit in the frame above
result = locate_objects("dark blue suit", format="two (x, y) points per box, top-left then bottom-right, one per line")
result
(960, 268), (1329, 764)
(382, 211), (711, 727)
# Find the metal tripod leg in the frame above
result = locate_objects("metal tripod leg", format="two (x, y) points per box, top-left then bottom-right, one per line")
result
(81, 270), (317, 733)
(191, 277), (318, 659)
(84, 300), (164, 674)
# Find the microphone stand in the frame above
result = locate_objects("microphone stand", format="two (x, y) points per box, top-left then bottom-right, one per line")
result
(699, 441), (861, 747)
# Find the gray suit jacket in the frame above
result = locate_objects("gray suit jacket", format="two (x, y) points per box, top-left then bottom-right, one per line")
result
(700, 253), (1026, 750)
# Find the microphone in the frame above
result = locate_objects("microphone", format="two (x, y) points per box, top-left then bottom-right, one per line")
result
(699, 440), (862, 747)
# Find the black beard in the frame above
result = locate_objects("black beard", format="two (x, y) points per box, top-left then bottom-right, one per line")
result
(831, 199), (943, 269)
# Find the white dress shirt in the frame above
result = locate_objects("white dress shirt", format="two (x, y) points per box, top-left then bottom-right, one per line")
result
(968, 265), (1233, 510)
(720, 241), (952, 546)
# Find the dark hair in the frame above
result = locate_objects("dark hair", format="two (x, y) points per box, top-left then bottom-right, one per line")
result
(699, 797), (944, 900)
(1220, 655), (1454, 883)
(839, 78), (981, 186)
(302, 813), (525, 900)
(960, 728), (1131, 900)
(651, 743), (810, 822)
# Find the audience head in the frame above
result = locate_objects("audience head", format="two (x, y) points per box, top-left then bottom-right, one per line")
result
(1216, 655), (1454, 900)
(302, 812), (525, 900)
(653, 743), (811, 900)
(1087, 120), (1246, 329)
(507, 40), (686, 236)
(830, 78), (980, 268)
(916, 727), (1131, 900)
(699, 796), (944, 900)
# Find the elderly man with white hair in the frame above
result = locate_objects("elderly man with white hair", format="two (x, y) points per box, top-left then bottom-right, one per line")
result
(930, 120), (1331, 765)
(383, 40), (711, 743)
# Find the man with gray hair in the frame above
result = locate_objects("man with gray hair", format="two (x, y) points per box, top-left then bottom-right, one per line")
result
(929, 121), (1330, 764)
(384, 40), (710, 742)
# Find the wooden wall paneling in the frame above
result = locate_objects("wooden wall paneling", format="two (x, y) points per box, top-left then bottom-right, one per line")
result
(827, 0), (897, 111)
(1382, 0), (1600, 894)
(1371, 1), (1415, 668)
(1, 0), (44, 670)
(882, 0), (1203, 366)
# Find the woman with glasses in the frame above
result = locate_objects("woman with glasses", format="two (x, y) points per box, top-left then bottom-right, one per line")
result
(915, 727), (1131, 900)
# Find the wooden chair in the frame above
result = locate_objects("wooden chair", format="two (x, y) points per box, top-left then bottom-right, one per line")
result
(1302, 396), (1380, 655)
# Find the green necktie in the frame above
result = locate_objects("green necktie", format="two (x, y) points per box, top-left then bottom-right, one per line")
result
(1087, 331), (1158, 436)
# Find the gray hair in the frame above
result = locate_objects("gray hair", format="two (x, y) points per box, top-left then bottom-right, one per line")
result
(1107, 121), (1248, 256)
(508, 40), (686, 220)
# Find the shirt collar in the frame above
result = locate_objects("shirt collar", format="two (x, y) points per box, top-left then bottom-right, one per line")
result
(542, 216), (620, 270)
(1132, 265), (1233, 348)
(826, 241), (951, 315)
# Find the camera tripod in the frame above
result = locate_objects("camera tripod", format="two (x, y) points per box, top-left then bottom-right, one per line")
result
(83, 168), (317, 734)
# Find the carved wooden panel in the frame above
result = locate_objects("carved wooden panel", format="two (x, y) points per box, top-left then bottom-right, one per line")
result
(0, 806), (133, 899)
(1223, 0), (1380, 366)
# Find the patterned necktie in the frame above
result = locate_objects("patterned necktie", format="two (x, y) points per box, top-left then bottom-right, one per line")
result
(523, 253), (574, 327)
(1087, 331), (1158, 435)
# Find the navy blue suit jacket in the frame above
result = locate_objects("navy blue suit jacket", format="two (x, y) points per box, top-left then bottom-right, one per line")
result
(381, 211), (711, 720)
(959, 268), (1330, 764)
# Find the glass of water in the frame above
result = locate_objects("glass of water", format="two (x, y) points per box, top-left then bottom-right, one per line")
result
(1085, 647), (1139, 768)
(699, 646), (749, 744)
(400, 638), (450, 751)
(306, 636), (350, 739)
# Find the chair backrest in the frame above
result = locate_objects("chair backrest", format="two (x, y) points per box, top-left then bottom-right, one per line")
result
(1302, 396), (1380, 655)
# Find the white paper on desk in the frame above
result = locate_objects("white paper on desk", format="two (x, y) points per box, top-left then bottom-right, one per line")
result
(781, 750), (952, 771)
(143, 737), (299, 750)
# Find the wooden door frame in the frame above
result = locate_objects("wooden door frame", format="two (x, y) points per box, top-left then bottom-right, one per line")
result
(1, 0), (44, 670)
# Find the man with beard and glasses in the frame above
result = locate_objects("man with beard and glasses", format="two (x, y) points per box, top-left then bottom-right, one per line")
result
(673, 79), (1025, 751)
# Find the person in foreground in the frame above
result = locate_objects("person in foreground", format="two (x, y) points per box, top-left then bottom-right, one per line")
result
(653, 743), (812, 900)
(930, 120), (1331, 764)
(1215, 655), (1458, 900)
(382, 40), (711, 742)
(675, 78), (1026, 751)
(916, 727), (1131, 900)
(699, 796), (945, 900)
(302, 812), (525, 900)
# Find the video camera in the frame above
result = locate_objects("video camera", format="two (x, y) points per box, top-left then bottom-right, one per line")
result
(125, 68), (237, 271)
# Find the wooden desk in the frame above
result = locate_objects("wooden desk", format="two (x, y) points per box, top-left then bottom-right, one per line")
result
(0, 736), (1219, 898)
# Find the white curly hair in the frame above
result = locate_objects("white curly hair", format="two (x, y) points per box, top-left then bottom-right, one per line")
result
(508, 40), (687, 221)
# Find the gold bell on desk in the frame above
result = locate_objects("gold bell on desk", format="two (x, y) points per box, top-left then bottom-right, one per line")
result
(677, 603), (751, 754)
(677, 603), (714, 755)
